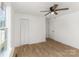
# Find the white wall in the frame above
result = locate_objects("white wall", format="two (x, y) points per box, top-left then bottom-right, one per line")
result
(10, 7), (16, 48)
(46, 17), (49, 37)
(12, 13), (46, 47)
(49, 12), (79, 49)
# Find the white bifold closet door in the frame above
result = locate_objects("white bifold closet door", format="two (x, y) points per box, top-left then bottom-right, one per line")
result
(20, 19), (29, 45)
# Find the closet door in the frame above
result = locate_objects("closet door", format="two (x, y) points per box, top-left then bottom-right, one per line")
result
(20, 19), (29, 45)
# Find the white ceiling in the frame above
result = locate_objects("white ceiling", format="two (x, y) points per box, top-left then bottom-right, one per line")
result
(11, 2), (79, 16)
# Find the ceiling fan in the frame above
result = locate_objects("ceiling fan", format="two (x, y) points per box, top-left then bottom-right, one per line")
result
(40, 4), (69, 16)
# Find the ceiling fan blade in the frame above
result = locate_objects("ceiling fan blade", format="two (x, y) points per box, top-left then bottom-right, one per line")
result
(55, 8), (69, 11)
(53, 4), (58, 9)
(45, 12), (51, 16)
(40, 11), (49, 12)
(54, 11), (58, 15)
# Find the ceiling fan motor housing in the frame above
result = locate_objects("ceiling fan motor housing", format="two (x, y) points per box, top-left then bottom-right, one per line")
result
(50, 7), (54, 12)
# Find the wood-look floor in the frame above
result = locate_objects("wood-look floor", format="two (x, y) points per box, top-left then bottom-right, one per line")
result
(13, 38), (79, 57)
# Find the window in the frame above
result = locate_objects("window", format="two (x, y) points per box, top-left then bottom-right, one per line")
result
(0, 3), (7, 52)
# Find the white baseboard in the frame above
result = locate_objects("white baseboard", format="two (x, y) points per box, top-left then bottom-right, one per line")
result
(29, 39), (46, 44)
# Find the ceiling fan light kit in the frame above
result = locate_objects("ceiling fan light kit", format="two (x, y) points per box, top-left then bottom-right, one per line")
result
(40, 4), (69, 16)
(51, 12), (54, 14)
